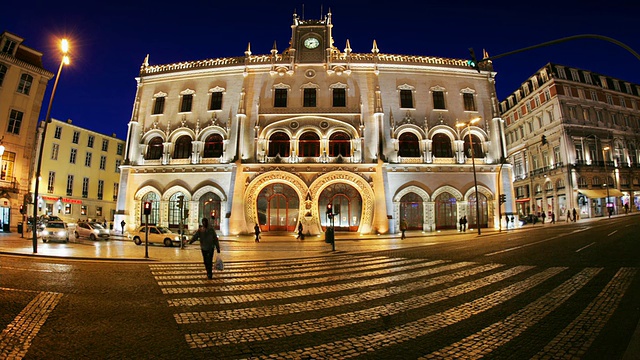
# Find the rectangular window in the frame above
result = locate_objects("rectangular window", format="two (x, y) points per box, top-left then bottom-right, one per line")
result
(115, 159), (121, 173)
(0, 64), (6, 86)
(570, 69), (580, 82)
(575, 143), (583, 162)
(72, 131), (80, 144)
(1, 39), (16, 54)
(17, 74), (33, 95)
(463, 93), (476, 111)
(209, 92), (223, 110)
(303, 88), (317, 107)
(81, 205), (87, 215)
(97, 180), (104, 200)
(432, 91), (446, 109)
(274, 88), (287, 107)
(0, 151), (15, 181)
(82, 178), (89, 198)
(88, 135), (94, 148)
(51, 143), (59, 160)
(596, 111), (603, 122)
(544, 89), (551, 101)
(117, 143), (123, 155)
(102, 139), (109, 151)
(7, 109), (23, 135)
(590, 91), (598, 101)
(584, 73), (593, 84)
(47, 171), (55, 193)
(64, 203), (71, 215)
(332, 88), (346, 107)
(100, 155), (106, 170)
(153, 96), (165, 114)
(113, 182), (119, 201)
(66, 175), (74, 196)
(54, 126), (62, 139)
(69, 148), (77, 164)
(96, 206), (102, 217)
(85, 152), (92, 167)
(620, 97), (626, 108)
(180, 94), (193, 112)
(399, 89), (413, 108)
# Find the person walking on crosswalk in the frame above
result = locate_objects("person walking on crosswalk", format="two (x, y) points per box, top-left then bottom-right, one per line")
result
(189, 217), (220, 279)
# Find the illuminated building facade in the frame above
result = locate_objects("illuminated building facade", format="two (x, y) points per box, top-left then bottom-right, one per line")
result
(117, 12), (512, 235)
(34, 118), (125, 225)
(0, 32), (53, 232)
(502, 63), (640, 220)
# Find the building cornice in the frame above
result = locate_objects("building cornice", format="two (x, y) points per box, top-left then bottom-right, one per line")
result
(0, 52), (54, 79)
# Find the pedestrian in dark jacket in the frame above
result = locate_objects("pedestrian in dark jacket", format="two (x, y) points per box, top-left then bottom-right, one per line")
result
(254, 223), (261, 242)
(189, 218), (220, 279)
(296, 222), (304, 240)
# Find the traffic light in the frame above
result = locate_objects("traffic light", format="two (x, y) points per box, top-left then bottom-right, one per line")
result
(19, 205), (24, 214)
(541, 135), (547, 145)
(177, 195), (184, 209)
(468, 47), (480, 72)
(499, 194), (507, 204)
(326, 203), (333, 215)
(143, 201), (152, 215)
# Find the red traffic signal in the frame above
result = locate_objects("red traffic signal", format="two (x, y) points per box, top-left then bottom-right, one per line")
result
(143, 201), (152, 215)
(19, 205), (25, 214)
(326, 203), (333, 215)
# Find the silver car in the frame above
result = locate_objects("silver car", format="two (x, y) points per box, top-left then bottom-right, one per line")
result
(129, 225), (181, 247)
(75, 222), (110, 241)
(41, 221), (69, 243)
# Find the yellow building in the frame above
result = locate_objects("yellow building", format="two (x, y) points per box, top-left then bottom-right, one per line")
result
(117, 11), (514, 236)
(0, 31), (53, 232)
(35, 118), (125, 226)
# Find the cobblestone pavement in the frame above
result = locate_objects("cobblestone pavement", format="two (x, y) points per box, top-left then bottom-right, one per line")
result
(1, 244), (639, 359)
(149, 254), (636, 359)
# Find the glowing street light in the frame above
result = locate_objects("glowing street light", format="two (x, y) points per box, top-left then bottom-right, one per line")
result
(32, 38), (70, 253)
(457, 118), (481, 235)
(603, 146), (611, 218)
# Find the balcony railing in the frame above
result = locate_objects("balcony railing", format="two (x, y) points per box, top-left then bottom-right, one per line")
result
(0, 177), (19, 193)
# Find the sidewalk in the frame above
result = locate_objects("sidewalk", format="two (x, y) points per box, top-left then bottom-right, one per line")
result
(0, 212), (635, 262)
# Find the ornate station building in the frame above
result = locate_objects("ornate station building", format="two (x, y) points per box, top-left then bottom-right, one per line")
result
(116, 11), (513, 236)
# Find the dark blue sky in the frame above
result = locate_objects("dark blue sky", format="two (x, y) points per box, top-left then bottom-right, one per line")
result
(3, 1), (639, 140)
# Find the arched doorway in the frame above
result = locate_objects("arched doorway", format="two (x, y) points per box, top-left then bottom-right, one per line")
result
(435, 192), (457, 230)
(319, 183), (362, 231)
(399, 192), (423, 230)
(468, 192), (489, 228)
(256, 183), (299, 232)
(199, 192), (221, 230)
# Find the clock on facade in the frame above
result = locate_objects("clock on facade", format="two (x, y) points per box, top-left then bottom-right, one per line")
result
(304, 37), (320, 49)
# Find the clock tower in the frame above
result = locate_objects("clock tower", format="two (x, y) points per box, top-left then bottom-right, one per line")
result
(289, 10), (335, 64)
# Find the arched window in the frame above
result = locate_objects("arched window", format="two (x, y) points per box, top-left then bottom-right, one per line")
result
(556, 179), (565, 189)
(398, 132), (420, 157)
(203, 134), (224, 158)
(173, 135), (192, 159)
(146, 137), (164, 160)
(578, 176), (588, 188)
(329, 131), (351, 157)
(141, 192), (159, 225)
(432, 133), (452, 158)
(168, 192), (186, 229)
(592, 176), (601, 186)
(463, 134), (484, 158)
(299, 132), (320, 157)
(268, 132), (290, 157)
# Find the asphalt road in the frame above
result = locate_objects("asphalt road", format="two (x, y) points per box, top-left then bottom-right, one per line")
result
(1, 215), (638, 359)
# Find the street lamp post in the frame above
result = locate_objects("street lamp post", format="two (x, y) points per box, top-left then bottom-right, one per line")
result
(32, 39), (69, 253)
(457, 118), (481, 235)
(603, 146), (611, 218)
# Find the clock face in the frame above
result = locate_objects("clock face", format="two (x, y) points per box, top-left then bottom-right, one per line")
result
(304, 37), (320, 49)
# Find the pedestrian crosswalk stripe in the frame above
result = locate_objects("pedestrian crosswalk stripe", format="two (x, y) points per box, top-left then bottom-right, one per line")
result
(530, 267), (637, 359)
(161, 259), (450, 295)
(174, 263), (511, 324)
(423, 267), (602, 359)
(166, 260), (463, 306)
(253, 267), (567, 359)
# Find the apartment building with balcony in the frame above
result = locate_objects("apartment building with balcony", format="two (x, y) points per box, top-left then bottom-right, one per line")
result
(501, 63), (640, 220)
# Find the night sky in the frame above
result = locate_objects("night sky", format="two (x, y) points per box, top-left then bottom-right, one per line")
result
(3, 1), (639, 140)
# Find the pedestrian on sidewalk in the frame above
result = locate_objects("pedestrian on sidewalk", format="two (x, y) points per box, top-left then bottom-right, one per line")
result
(120, 220), (126, 234)
(189, 217), (220, 280)
(296, 221), (304, 240)
(400, 217), (408, 239)
(572, 208), (577, 222)
(550, 212), (555, 224)
(254, 223), (261, 242)
(540, 211), (546, 224)
(462, 216), (467, 232)
(566, 210), (571, 222)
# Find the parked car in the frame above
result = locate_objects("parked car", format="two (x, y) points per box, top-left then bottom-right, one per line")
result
(75, 222), (110, 241)
(40, 221), (69, 243)
(128, 225), (181, 247)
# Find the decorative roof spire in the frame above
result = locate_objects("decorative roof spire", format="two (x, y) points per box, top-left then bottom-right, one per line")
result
(371, 40), (379, 54)
(245, 42), (252, 56)
(344, 39), (352, 54)
(271, 41), (278, 54)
